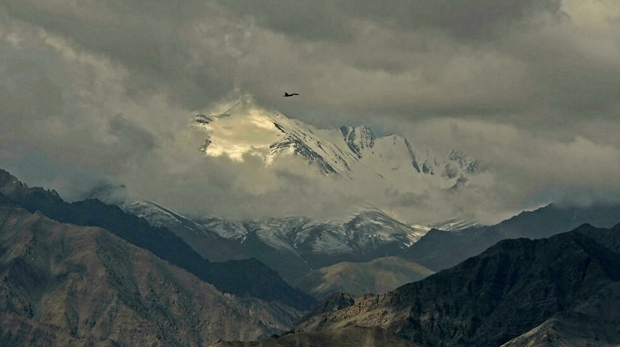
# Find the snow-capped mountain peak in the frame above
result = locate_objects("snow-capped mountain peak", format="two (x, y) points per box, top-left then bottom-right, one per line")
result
(191, 96), (481, 188)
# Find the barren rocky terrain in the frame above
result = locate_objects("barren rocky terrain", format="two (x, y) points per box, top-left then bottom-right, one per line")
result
(0, 198), (301, 346)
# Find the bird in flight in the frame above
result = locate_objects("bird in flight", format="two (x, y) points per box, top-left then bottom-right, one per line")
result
(284, 92), (299, 97)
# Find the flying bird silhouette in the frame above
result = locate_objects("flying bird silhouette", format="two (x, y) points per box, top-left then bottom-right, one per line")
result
(284, 92), (299, 97)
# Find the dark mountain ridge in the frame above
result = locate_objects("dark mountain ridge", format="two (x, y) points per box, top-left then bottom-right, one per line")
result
(0, 169), (316, 311)
(574, 222), (620, 254)
(402, 203), (620, 271)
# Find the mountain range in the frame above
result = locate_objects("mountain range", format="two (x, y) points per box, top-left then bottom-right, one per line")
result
(124, 195), (620, 286)
(225, 224), (620, 347)
(3, 166), (620, 346)
(125, 201), (429, 283)
(124, 201), (438, 299)
(0, 169), (316, 312)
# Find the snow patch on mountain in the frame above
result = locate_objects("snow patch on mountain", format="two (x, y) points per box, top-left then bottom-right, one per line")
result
(429, 216), (481, 231)
(124, 200), (203, 233)
(197, 208), (429, 256)
(201, 217), (248, 241)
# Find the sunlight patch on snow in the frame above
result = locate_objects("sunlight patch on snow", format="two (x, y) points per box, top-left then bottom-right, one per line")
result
(201, 108), (283, 161)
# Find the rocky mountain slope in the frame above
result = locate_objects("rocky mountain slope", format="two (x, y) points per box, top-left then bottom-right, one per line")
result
(293, 256), (434, 299)
(0, 169), (316, 311)
(294, 228), (620, 346)
(500, 280), (620, 347)
(499, 223), (620, 347)
(0, 196), (302, 346)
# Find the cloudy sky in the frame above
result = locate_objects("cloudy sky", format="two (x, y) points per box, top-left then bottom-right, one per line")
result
(1, 0), (620, 224)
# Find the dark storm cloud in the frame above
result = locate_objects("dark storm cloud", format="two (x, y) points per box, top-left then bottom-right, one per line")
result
(216, 1), (353, 42)
(108, 114), (157, 154)
(343, 0), (562, 40)
(2, 0), (596, 122)
(2, 0), (235, 109)
(4, 0), (616, 123)
(506, 19), (620, 118)
(219, 0), (561, 41)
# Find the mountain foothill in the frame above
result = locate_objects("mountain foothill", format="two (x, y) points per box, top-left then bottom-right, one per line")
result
(2, 164), (620, 346)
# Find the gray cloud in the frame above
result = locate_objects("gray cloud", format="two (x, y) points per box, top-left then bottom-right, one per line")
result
(219, 0), (561, 41)
(1, 0), (620, 225)
(3, 0), (238, 109)
(216, 1), (353, 42)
